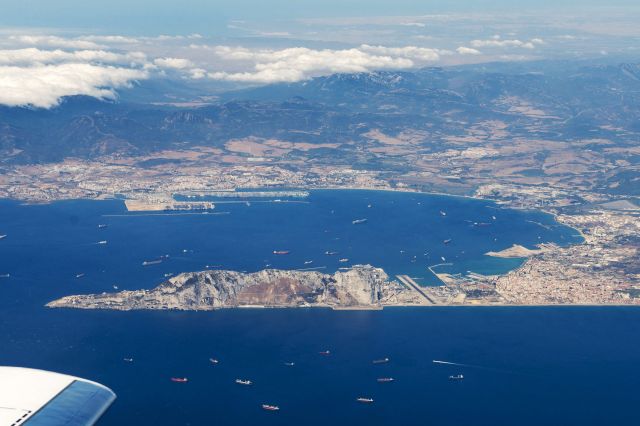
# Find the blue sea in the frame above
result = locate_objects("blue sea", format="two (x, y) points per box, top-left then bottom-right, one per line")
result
(1, 190), (638, 425)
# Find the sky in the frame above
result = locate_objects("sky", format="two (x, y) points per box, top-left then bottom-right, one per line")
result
(0, 0), (639, 108)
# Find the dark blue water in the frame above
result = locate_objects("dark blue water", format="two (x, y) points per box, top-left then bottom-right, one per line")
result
(3, 190), (636, 426)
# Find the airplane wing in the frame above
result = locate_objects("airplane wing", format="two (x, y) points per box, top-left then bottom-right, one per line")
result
(0, 367), (116, 426)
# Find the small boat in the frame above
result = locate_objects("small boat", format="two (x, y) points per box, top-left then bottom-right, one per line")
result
(209, 358), (219, 364)
(142, 260), (162, 266)
(273, 250), (290, 255)
(372, 358), (389, 364)
(98, 240), (108, 245)
(492, 215), (497, 220)
(171, 377), (188, 383)
(75, 273), (85, 279)
(164, 273), (174, 278)
(98, 224), (108, 229)
(338, 258), (349, 263)
(440, 211), (447, 217)
(377, 377), (395, 383)
(367, 204), (372, 208)
(113, 285), (119, 290)
(324, 251), (338, 256)
(449, 374), (464, 381)
(262, 404), (280, 411)
(443, 238), (452, 244)
(352, 218), (368, 225)
(304, 260), (313, 265)
(319, 350), (331, 356)
(441, 256), (446, 262)
(284, 362), (295, 367)
(356, 398), (374, 403)
(123, 358), (134, 363)
(235, 379), (252, 385)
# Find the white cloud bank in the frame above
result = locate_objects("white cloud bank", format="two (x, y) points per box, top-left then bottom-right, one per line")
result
(470, 36), (544, 50)
(456, 46), (482, 55)
(0, 48), (147, 66)
(0, 63), (147, 108)
(204, 45), (451, 84)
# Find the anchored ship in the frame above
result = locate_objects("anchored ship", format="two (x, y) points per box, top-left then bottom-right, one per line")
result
(352, 218), (368, 225)
(142, 260), (162, 266)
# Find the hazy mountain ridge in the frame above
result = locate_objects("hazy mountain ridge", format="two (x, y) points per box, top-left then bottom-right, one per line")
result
(1, 62), (639, 164)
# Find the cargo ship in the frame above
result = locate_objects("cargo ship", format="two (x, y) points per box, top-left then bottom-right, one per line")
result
(98, 224), (108, 229)
(356, 398), (374, 403)
(0, 274), (10, 278)
(209, 358), (219, 365)
(123, 358), (133, 363)
(377, 377), (395, 383)
(319, 350), (331, 356)
(338, 258), (349, 263)
(372, 357), (389, 364)
(235, 379), (252, 385)
(284, 362), (295, 366)
(262, 404), (280, 411)
(98, 240), (108, 245)
(352, 218), (368, 225)
(170, 377), (188, 383)
(0, 235), (6, 240)
(142, 260), (162, 266)
(75, 273), (85, 279)
(324, 251), (338, 256)
(449, 374), (464, 381)
(272, 250), (290, 255)
(443, 238), (452, 244)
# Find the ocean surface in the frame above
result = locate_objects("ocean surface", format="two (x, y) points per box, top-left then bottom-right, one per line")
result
(1, 190), (638, 425)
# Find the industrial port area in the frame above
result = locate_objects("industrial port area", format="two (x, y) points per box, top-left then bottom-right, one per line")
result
(1, 136), (639, 307)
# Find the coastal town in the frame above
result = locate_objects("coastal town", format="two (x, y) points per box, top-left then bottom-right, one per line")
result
(1, 125), (639, 308)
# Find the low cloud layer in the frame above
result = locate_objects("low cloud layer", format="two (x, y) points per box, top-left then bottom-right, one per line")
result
(0, 63), (147, 108)
(0, 30), (548, 108)
(470, 36), (544, 50)
(204, 44), (449, 83)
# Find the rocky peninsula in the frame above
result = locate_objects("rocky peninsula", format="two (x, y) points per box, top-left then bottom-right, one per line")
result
(47, 265), (426, 311)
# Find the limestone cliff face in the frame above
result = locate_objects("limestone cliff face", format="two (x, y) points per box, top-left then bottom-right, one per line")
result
(47, 265), (421, 310)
